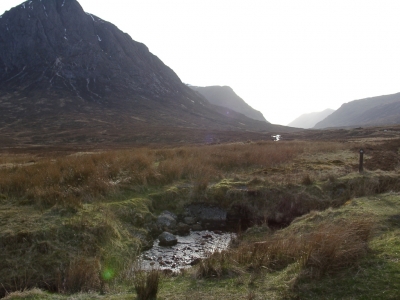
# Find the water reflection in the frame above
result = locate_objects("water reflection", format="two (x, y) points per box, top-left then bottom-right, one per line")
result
(140, 230), (235, 271)
(272, 134), (281, 141)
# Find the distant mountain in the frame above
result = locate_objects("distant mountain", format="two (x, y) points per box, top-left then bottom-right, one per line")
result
(288, 109), (334, 129)
(0, 0), (292, 147)
(189, 86), (268, 122)
(314, 93), (400, 129)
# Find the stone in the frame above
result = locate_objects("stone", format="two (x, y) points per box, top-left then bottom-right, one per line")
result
(191, 224), (203, 231)
(190, 258), (201, 266)
(184, 217), (196, 225)
(176, 222), (190, 236)
(186, 204), (227, 230)
(158, 232), (178, 246)
(162, 210), (178, 219)
(157, 211), (177, 230)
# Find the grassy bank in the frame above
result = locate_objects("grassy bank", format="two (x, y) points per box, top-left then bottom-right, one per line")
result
(3, 192), (400, 299)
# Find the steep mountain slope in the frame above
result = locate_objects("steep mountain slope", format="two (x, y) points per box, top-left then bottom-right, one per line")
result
(355, 101), (400, 126)
(190, 85), (267, 122)
(0, 0), (289, 147)
(288, 109), (334, 129)
(314, 93), (400, 129)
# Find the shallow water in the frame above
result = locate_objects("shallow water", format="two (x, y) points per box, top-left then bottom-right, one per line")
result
(272, 134), (281, 141)
(140, 230), (235, 271)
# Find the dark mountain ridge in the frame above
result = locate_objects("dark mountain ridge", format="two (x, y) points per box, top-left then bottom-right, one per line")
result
(0, 0), (292, 147)
(314, 93), (400, 129)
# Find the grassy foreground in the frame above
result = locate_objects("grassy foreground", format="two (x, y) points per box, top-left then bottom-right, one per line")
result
(1, 138), (400, 299)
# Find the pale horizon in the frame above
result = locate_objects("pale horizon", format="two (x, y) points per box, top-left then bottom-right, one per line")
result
(2, 0), (400, 125)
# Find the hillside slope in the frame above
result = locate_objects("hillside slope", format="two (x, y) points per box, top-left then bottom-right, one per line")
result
(288, 108), (334, 128)
(190, 85), (267, 122)
(314, 93), (400, 128)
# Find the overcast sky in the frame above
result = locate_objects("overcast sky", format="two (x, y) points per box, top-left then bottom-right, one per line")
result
(2, 0), (400, 125)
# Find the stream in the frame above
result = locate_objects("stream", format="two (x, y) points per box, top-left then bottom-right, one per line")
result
(140, 230), (235, 272)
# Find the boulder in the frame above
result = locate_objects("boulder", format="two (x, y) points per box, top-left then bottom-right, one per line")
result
(157, 211), (177, 230)
(186, 204), (227, 230)
(176, 222), (190, 236)
(191, 223), (203, 231)
(184, 216), (196, 225)
(158, 232), (178, 246)
(190, 258), (201, 266)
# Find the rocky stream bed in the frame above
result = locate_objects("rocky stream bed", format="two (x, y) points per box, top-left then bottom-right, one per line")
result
(137, 204), (238, 272)
(140, 230), (235, 272)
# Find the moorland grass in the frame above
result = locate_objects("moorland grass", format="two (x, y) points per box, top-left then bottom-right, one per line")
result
(0, 141), (347, 209)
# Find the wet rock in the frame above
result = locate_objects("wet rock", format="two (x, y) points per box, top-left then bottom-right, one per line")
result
(190, 258), (201, 266)
(192, 223), (203, 231)
(158, 232), (178, 246)
(164, 210), (178, 219)
(184, 217), (196, 225)
(157, 211), (177, 231)
(186, 204), (227, 229)
(177, 222), (190, 236)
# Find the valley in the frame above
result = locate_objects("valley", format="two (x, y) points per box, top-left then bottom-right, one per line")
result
(1, 1), (400, 299)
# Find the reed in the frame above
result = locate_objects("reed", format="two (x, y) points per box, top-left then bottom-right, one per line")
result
(197, 217), (374, 279)
(0, 141), (338, 207)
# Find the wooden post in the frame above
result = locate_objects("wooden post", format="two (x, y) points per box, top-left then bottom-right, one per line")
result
(359, 149), (364, 173)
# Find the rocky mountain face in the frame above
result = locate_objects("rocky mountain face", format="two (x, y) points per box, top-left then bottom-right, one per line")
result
(314, 93), (400, 129)
(288, 108), (334, 129)
(0, 0), (289, 147)
(0, 0), (189, 102)
(190, 85), (268, 122)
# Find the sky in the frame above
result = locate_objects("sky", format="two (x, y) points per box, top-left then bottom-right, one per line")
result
(1, 0), (400, 125)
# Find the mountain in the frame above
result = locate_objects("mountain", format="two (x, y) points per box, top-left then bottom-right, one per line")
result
(314, 93), (400, 129)
(189, 85), (267, 122)
(287, 109), (334, 129)
(0, 0), (291, 147)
